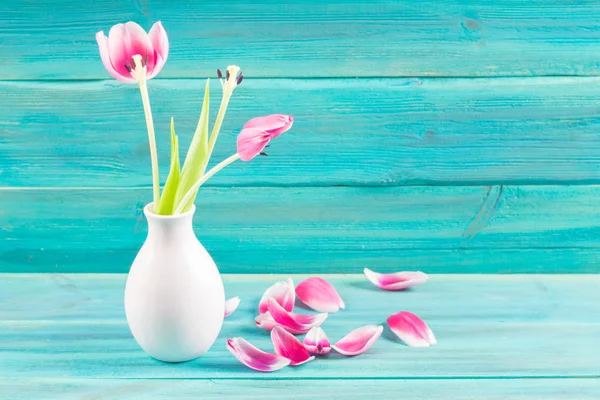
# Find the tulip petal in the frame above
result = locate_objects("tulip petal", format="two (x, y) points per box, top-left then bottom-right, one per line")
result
(364, 268), (428, 291)
(255, 312), (279, 331)
(303, 327), (331, 355)
(295, 277), (345, 313)
(224, 297), (240, 318)
(226, 337), (291, 372)
(267, 298), (327, 335)
(387, 311), (437, 348)
(107, 22), (155, 80)
(147, 21), (169, 79)
(96, 31), (136, 83)
(243, 114), (294, 138)
(258, 278), (295, 314)
(332, 325), (383, 356)
(236, 127), (271, 161)
(271, 326), (315, 366)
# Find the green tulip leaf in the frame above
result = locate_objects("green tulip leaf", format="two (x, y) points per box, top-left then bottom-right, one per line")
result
(156, 117), (181, 215)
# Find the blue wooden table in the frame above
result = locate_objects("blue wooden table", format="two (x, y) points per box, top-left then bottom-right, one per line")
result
(2, 0), (600, 397)
(1, 274), (599, 399)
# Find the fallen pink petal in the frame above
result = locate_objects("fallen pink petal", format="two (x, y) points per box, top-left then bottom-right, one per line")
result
(387, 311), (437, 348)
(224, 297), (240, 318)
(96, 21), (168, 83)
(295, 277), (345, 313)
(363, 268), (428, 291)
(332, 325), (383, 356)
(303, 326), (331, 355)
(255, 312), (279, 331)
(226, 337), (291, 372)
(271, 326), (315, 366)
(267, 297), (328, 334)
(258, 278), (295, 314)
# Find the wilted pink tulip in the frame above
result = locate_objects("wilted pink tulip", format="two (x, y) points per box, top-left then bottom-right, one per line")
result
(236, 114), (294, 161)
(96, 21), (169, 83)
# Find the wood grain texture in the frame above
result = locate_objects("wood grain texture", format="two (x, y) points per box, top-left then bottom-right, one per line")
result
(1, 274), (599, 381)
(2, 185), (600, 273)
(2, 0), (600, 79)
(3, 378), (600, 400)
(2, 77), (600, 187)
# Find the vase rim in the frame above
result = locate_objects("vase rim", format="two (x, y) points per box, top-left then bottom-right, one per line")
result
(143, 203), (196, 220)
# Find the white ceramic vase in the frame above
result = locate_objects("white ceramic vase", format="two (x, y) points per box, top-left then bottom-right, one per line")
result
(124, 203), (225, 362)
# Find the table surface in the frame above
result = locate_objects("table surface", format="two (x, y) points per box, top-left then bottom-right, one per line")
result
(1, 273), (599, 399)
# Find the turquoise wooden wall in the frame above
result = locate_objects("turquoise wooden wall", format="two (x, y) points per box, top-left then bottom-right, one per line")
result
(1, 0), (600, 273)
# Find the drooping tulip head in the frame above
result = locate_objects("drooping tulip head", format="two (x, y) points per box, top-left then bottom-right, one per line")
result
(236, 114), (294, 161)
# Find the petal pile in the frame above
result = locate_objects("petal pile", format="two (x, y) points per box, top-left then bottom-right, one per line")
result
(303, 327), (331, 355)
(271, 326), (315, 366)
(332, 325), (383, 356)
(258, 278), (295, 314)
(227, 273), (436, 372)
(267, 298), (328, 334)
(224, 297), (240, 318)
(387, 311), (437, 348)
(226, 337), (290, 372)
(364, 268), (428, 291)
(296, 277), (345, 313)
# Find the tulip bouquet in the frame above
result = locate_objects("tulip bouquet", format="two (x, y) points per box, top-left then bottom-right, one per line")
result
(96, 21), (292, 215)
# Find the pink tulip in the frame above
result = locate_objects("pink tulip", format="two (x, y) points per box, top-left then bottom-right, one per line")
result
(237, 114), (294, 161)
(96, 21), (169, 83)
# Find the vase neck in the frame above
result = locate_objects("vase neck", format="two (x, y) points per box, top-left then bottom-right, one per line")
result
(144, 203), (196, 241)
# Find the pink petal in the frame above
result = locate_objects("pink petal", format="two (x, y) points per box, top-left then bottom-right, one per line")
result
(226, 337), (291, 372)
(107, 22), (155, 81)
(267, 298), (327, 335)
(255, 312), (279, 331)
(224, 297), (240, 318)
(295, 277), (345, 313)
(96, 31), (136, 83)
(387, 311), (437, 348)
(303, 327), (331, 355)
(332, 325), (383, 356)
(271, 326), (315, 366)
(243, 114), (294, 138)
(258, 278), (295, 314)
(236, 127), (271, 161)
(364, 268), (428, 291)
(147, 21), (169, 79)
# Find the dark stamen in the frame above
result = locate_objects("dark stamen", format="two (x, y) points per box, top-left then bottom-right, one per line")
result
(142, 54), (148, 67)
(226, 70), (230, 80)
(260, 152), (268, 156)
(236, 73), (244, 85)
(217, 69), (222, 79)
(124, 62), (132, 73)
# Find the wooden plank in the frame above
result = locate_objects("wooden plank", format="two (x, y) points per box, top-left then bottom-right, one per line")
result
(1, 274), (599, 380)
(2, 77), (600, 187)
(2, 378), (600, 400)
(3, 186), (600, 273)
(3, 0), (600, 79)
